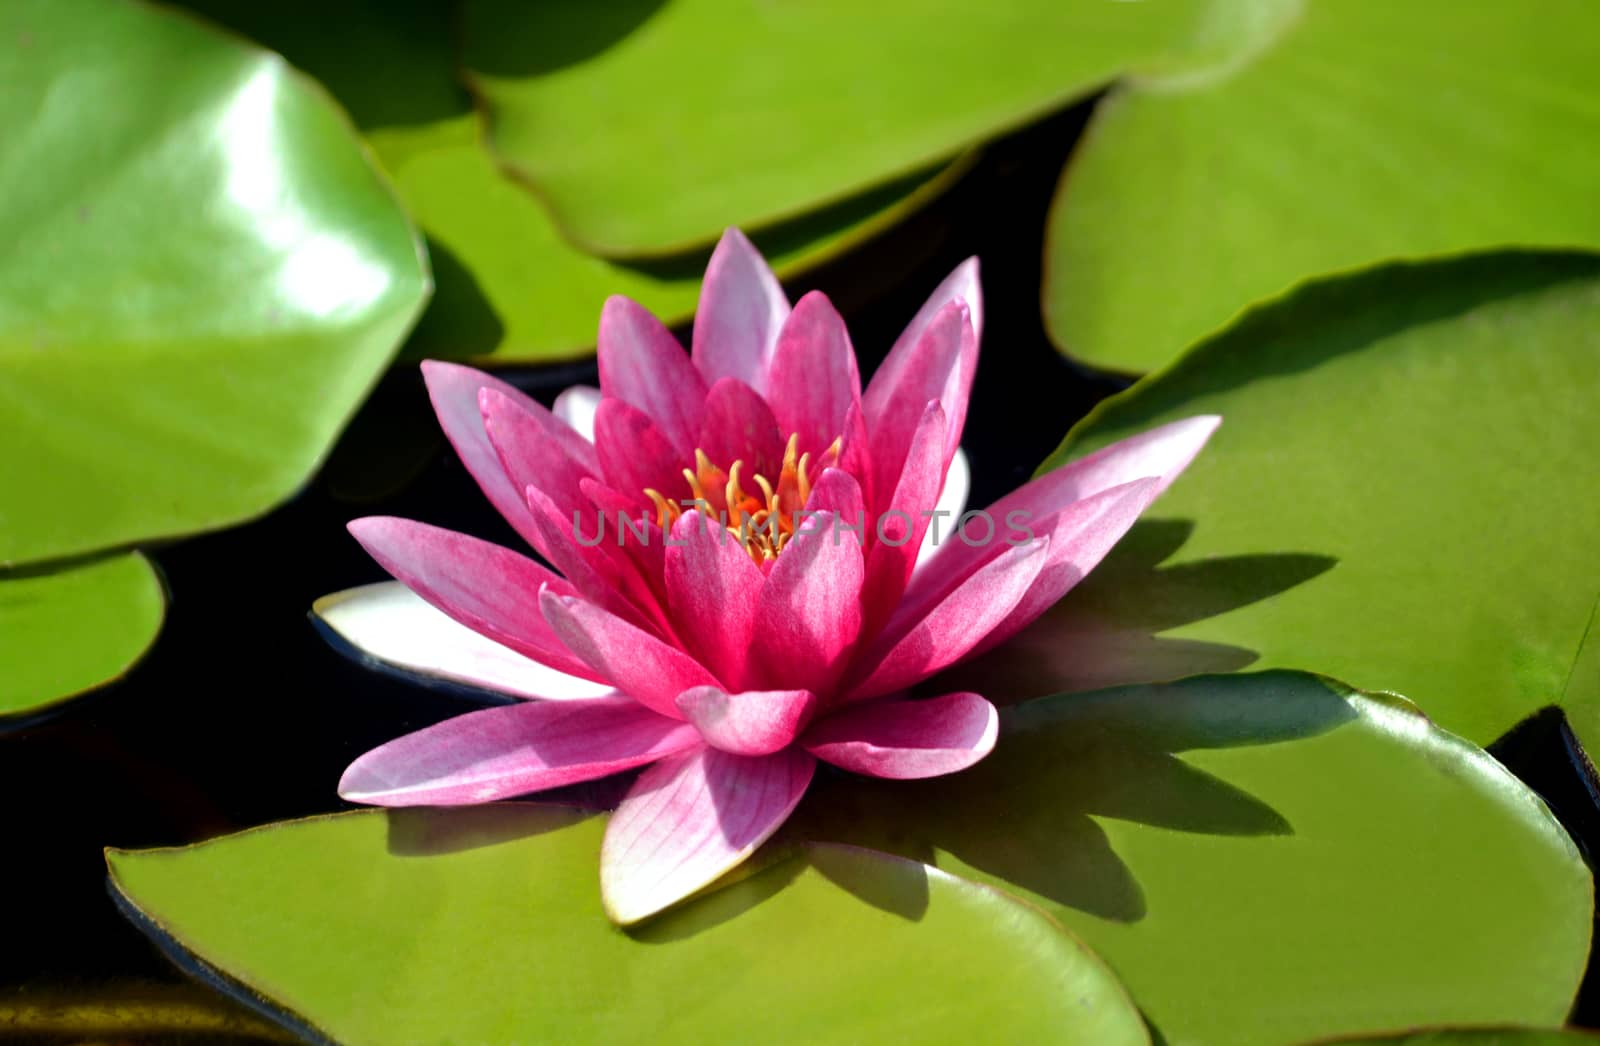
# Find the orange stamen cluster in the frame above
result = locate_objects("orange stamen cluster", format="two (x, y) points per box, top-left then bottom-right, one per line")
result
(646, 433), (842, 563)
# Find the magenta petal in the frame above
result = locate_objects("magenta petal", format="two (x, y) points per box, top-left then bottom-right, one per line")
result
(676, 686), (818, 756)
(696, 377), (786, 478)
(803, 467), (865, 526)
(601, 746), (815, 924)
(523, 484), (665, 633)
(664, 510), (764, 689)
(594, 397), (689, 505)
(691, 228), (790, 393)
(848, 536), (1050, 702)
(540, 589), (718, 719)
(864, 299), (976, 493)
(750, 511), (865, 695)
(339, 697), (700, 806)
(893, 257), (983, 359)
(553, 384), (601, 443)
(598, 296), (708, 457)
(972, 477), (1165, 656)
(803, 692), (998, 779)
(862, 400), (946, 630)
(420, 361), (543, 547)
(347, 516), (602, 683)
(480, 386), (598, 517)
(765, 291), (862, 456)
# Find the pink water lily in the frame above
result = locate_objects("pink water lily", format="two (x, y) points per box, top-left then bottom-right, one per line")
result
(315, 229), (1218, 924)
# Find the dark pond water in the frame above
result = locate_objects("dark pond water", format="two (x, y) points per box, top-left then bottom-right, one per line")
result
(3, 99), (1597, 1040)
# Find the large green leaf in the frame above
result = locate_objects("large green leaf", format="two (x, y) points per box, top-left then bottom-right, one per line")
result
(794, 672), (1592, 1045)
(1040, 254), (1600, 751)
(0, 0), (429, 566)
(1043, 0), (1600, 372)
(108, 807), (1149, 1045)
(1315, 1031), (1600, 1045)
(178, 0), (964, 365)
(460, 0), (1214, 256)
(0, 553), (165, 721)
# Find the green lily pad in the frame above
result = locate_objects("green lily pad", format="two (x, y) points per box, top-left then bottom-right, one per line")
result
(176, 0), (965, 365)
(1042, 254), (1600, 751)
(794, 672), (1592, 1045)
(460, 0), (1212, 256)
(1314, 1030), (1600, 1045)
(1043, 0), (1600, 372)
(0, 553), (165, 721)
(108, 807), (1149, 1045)
(0, 0), (429, 566)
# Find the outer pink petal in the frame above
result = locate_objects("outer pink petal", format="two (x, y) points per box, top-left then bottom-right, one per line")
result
(847, 536), (1050, 702)
(750, 511), (865, 695)
(861, 401), (946, 630)
(803, 691), (997, 779)
(347, 516), (602, 683)
(664, 510), (764, 689)
(598, 295), (708, 457)
(765, 291), (862, 457)
(523, 483), (666, 634)
(540, 589), (718, 719)
(914, 448), (970, 575)
(971, 478), (1165, 656)
(696, 377), (786, 478)
(420, 361), (543, 547)
(601, 746), (815, 924)
(691, 228), (790, 393)
(594, 397), (689, 505)
(901, 416), (1218, 615)
(339, 697), (700, 806)
(480, 386), (598, 517)
(553, 384), (601, 443)
(864, 299), (976, 495)
(675, 686), (818, 756)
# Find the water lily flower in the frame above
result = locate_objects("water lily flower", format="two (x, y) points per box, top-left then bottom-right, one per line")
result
(314, 229), (1218, 924)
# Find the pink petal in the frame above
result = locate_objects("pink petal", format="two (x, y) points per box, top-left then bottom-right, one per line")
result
(420, 361), (543, 547)
(837, 402), (875, 511)
(480, 386), (598, 517)
(540, 589), (718, 719)
(861, 401), (946, 630)
(864, 299), (977, 496)
(903, 416), (1219, 615)
(803, 691), (997, 779)
(971, 478), (1165, 657)
(594, 397), (689, 506)
(553, 384), (601, 443)
(523, 483), (666, 634)
(339, 696), (699, 806)
(347, 516), (602, 683)
(664, 510), (765, 689)
(803, 466), (866, 525)
(765, 291), (862, 457)
(750, 511), (865, 695)
(598, 296), (707, 457)
(893, 257), (983, 359)
(312, 582), (615, 701)
(696, 377), (786, 479)
(691, 228), (790, 393)
(601, 746), (815, 924)
(675, 686), (818, 756)
(847, 536), (1050, 702)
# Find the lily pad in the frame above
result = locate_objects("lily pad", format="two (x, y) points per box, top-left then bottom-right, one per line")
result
(1315, 1031), (1600, 1045)
(1042, 254), (1600, 751)
(108, 807), (1149, 1045)
(460, 0), (1211, 256)
(0, 0), (429, 566)
(0, 553), (165, 722)
(795, 672), (1592, 1045)
(177, 0), (966, 365)
(1044, 0), (1600, 372)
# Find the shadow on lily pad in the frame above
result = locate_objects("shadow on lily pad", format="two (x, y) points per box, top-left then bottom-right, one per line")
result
(796, 673), (1354, 924)
(938, 518), (1336, 703)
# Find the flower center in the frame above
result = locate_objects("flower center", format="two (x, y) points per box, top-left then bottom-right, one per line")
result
(645, 433), (842, 563)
